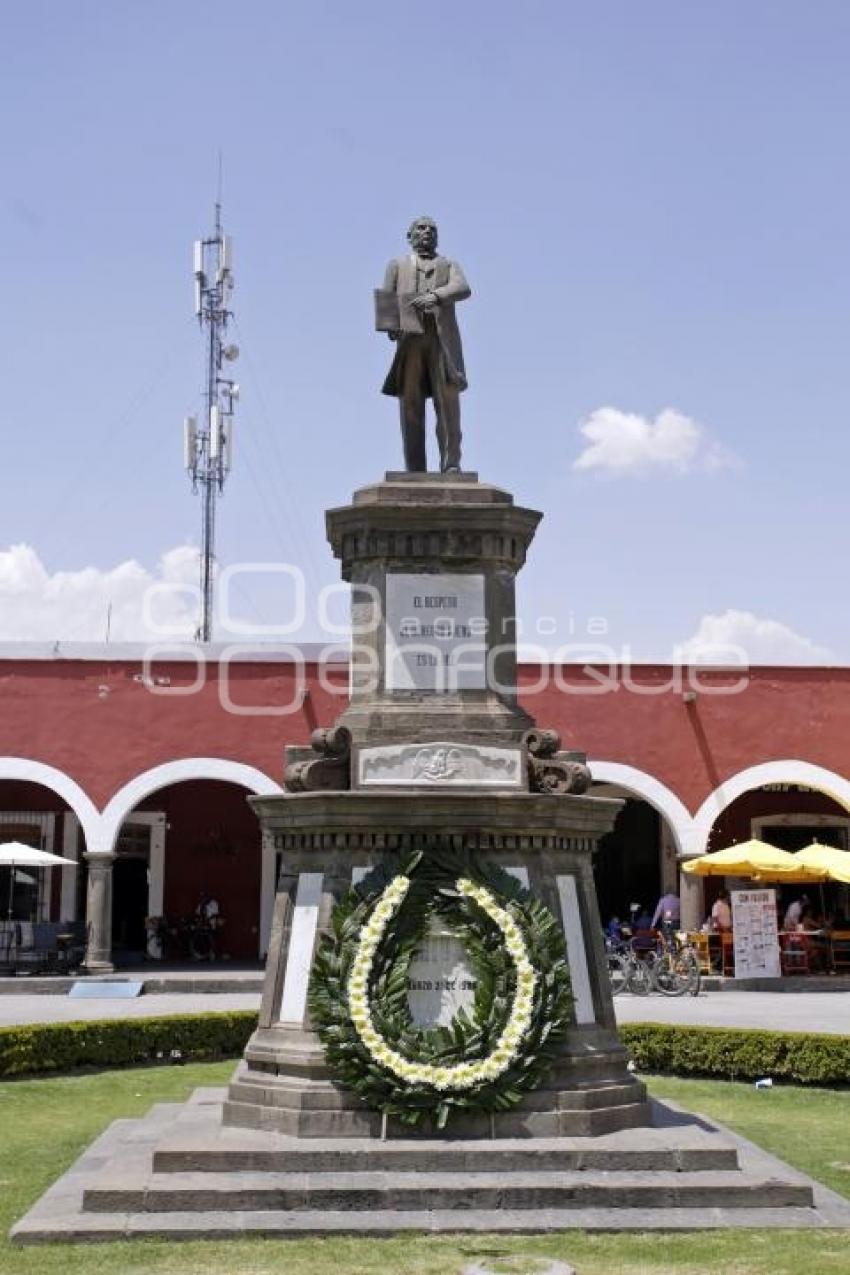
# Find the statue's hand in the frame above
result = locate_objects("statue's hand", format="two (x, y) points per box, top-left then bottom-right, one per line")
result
(411, 292), (439, 311)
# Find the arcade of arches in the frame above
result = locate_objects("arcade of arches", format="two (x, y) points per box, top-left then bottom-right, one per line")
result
(2, 773), (848, 970)
(2, 652), (850, 969)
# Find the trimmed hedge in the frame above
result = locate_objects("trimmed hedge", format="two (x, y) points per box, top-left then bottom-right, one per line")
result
(1, 1013), (848, 1087)
(621, 1022), (850, 1087)
(0, 1011), (258, 1079)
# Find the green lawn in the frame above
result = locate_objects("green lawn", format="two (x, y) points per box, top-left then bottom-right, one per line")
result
(0, 1062), (848, 1275)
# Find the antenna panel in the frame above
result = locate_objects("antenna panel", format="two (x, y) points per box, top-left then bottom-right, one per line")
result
(209, 404), (221, 459)
(183, 416), (197, 470)
(220, 235), (233, 273)
(193, 240), (205, 276)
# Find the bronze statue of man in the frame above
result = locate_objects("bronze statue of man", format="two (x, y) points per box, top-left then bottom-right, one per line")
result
(376, 217), (471, 474)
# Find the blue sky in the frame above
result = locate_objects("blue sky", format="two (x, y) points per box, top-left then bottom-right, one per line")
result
(2, 0), (849, 661)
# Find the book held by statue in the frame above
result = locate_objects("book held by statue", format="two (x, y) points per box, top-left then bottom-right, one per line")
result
(374, 289), (423, 334)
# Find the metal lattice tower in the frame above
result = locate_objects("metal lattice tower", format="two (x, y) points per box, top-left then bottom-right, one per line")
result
(184, 202), (238, 642)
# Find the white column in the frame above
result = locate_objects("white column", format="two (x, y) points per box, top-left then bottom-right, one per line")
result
(679, 867), (704, 931)
(148, 815), (166, 919)
(81, 849), (116, 974)
(259, 829), (278, 959)
(278, 872), (324, 1025)
(60, 814), (79, 922)
(660, 821), (678, 894)
(40, 814), (56, 921)
(556, 874), (595, 1025)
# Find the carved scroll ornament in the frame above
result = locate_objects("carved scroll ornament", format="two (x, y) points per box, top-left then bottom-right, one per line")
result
(524, 729), (592, 795)
(284, 726), (352, 793)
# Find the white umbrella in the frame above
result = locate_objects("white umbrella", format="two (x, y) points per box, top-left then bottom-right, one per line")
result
(0, 841), (77, 922)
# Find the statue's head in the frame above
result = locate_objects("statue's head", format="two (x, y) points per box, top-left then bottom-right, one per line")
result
(407, 216), (438, 255)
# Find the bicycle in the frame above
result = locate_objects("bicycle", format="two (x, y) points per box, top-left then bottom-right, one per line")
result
(647, 927), (702, 997)
(605, 936), (652, 996)
(605, 927), (701, 997)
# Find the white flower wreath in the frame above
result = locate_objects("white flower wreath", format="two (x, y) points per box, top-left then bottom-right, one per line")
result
(347, 874), (538, 1091)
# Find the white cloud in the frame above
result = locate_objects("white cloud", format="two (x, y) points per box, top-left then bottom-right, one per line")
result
(573, 406), (740, 477)
(0, 544), (200, 641)
(678, 609), (834, 666)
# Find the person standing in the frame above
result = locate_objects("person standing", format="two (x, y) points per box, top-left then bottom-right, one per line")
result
(783, 892), (809, 931)
(710, 889), (732, 932)
(651, 891), (681, 930)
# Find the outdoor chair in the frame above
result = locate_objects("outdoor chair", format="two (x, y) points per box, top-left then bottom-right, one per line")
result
(13, 922), (56, 974)
(717, 932), (735, 976)
(686, 932), (712, 974)
(779, 931), (811, 976)
(830, 930), (850, 974)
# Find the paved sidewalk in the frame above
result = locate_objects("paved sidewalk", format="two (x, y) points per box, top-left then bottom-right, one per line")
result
(614, 991), (850, 1035)
(0, 992), (260, 1026)
(0, 989), (848, 1032)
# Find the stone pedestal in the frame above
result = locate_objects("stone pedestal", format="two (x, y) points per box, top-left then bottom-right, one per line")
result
(226, 472), (650, 1138)
(224, 791), (649, 1138)
(325, 472), (539, 746)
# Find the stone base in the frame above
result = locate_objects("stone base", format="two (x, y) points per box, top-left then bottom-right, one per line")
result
(12, 1088), (850, 1242)
(223, 1065), (651, 1141)
(79, 960), (115, 975)
(225, 1024), (652, 1139)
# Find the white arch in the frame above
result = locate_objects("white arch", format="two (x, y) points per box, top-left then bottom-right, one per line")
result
(588, 760), (693, 855)
(692, 759), (850, 855)
(0, 756), (101, 849)
(100, 757), (282, 851)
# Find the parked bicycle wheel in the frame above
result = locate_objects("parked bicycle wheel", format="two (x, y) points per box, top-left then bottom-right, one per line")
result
(654, 949), (701, 997)
(627, 957), (652, 996)
(607, 951), (629, 996)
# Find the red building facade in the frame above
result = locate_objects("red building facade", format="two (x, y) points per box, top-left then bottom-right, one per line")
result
(2, 644), (849, 962)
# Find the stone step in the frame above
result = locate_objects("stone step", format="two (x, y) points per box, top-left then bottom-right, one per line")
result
(154, 1139), (738, 1175)
(14, 1203), (842, 1242)
(82, 1168), (814, 1214)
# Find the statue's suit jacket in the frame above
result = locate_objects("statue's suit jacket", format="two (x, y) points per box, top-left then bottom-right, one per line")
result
(381, 254), (471, 397)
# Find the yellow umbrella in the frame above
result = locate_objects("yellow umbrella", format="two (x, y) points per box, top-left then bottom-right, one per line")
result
(682, 839), (827, 882)
(793, 842), (850, 885)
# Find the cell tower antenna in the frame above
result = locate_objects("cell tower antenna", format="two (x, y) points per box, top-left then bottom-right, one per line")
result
(185, 182), (238, 642)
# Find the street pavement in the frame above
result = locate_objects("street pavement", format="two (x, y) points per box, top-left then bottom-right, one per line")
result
(0, 991), (260, 1026)
(614, 990), (850, 1035)
(0, 988), (849, 1033)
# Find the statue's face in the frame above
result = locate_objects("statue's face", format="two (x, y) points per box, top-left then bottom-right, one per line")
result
(408, 219), (438, 255)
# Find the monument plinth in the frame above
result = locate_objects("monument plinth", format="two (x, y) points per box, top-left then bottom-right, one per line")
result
(224, 471), (651, 1139)
(325, 472), (539, 747)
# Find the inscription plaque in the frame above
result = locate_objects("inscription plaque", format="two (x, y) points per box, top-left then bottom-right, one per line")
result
(385, 572), (486, 691)
(407, 920), (478, 1028)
